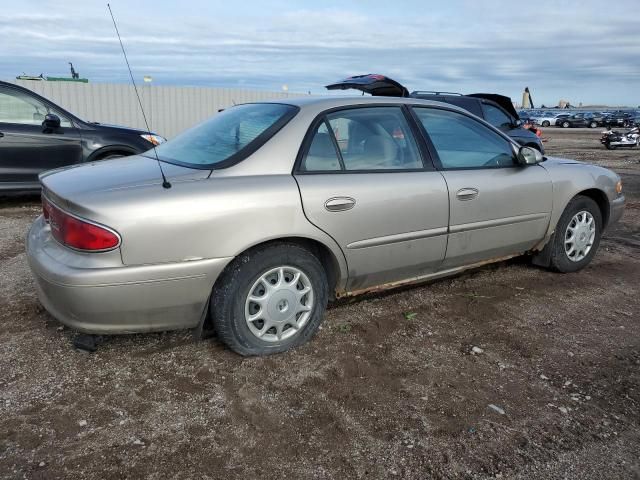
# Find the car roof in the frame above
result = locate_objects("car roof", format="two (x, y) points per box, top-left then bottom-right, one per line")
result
(260, 94), (469, 113)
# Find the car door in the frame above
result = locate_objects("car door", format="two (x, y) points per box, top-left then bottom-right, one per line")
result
(294, 105), (449, 291)
(411, 106), (553, 269)
(0, 85), (82, 188)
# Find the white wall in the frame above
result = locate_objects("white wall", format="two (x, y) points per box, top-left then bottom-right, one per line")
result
(7, 80), (305, 138)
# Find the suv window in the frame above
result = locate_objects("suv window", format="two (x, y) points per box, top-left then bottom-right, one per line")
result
(482, 103), (513, 130)
(0, 87), (71, 127)
(413, 107), (515, 169)
(308, 107), (422, 171)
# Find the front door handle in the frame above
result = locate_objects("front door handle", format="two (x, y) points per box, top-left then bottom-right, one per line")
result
(325, 197), (356, 212)
(456, 188), (479, 201)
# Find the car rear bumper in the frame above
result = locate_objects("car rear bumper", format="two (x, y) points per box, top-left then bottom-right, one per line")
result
(26, 216), (232, 334)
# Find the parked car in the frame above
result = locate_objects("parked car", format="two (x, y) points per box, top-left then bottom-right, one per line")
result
(0, 80), (165, 192)
(27, 95), (625, 355)
(324, 74), (544, 152)
(603, 112), (634, 128)
(584, 112), (607, 127)
(531, 113), (571, 127)
(555, 114), (595, 128)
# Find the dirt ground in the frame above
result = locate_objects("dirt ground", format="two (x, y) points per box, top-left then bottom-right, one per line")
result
(1, 128), (638, 480)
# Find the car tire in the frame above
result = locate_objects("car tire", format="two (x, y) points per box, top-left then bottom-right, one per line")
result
(542, 121), (550, 127)
(548, 196), (602, 273)
(589, 121), (598, 128)
(605, 143), (616, 150)
(562, 121), (570, 128)
(210, 243), (328, 356)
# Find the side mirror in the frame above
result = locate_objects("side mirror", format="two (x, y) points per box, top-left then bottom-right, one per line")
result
(514, 119), (523, 127)
(42, 113), (61, 131)
(517, 146), (543, 165)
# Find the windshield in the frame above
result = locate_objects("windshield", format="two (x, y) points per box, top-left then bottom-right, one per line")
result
(145, 103), (298, 168)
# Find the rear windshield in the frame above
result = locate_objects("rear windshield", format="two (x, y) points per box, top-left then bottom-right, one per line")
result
(145, 103), (298, 169)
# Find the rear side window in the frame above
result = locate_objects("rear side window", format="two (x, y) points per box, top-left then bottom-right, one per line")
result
(302, 106), (423, 172)
(414, 107), (515, 169)
(150, 103), (298, 168)
(301, 121), (342, 171)
(482, 103), (513, 129)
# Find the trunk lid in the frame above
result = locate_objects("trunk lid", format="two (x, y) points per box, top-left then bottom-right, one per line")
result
(325, 74), (410, 97)
(40, 155), (210, 218)
(40, 155), (208, 198)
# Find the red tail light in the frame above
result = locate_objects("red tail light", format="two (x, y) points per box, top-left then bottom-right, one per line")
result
(41, 196), (120, 251)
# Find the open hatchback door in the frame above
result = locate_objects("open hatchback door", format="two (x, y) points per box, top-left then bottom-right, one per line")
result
(467, 93), (520, 120)
(325, 74), (409, 97)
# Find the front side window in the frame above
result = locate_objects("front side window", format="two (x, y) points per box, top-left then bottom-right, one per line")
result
(482, 103), (513, 130)
(150, 103), (297, 168)
(302, 106), (423, 172)
(0, 87), (71, 127)
(414, 107), (515, 169)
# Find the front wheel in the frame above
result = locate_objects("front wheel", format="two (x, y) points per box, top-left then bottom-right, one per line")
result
(210, 243), (328, 356)
(589, 121), (598, 128)
(562, 121), (570, 128)
(605, 143), (616, 150)
(542, 121), (550, 127)
(548, 196), (602, 273)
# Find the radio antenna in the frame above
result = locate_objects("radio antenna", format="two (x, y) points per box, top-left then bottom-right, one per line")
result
(107, 3), (171, 189)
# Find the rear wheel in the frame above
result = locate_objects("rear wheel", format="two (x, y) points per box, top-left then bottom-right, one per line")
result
(589, 121), (598, 128)
(548, 196), (602, 273)
(210, 243), (328, 356)
(562, 121), (570, 128)
(605, 143), (616, 150)
(542, 121), (550, 127)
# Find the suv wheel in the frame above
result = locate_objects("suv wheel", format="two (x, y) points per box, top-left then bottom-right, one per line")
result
(210, 243), (328, 356)
(548, 196), (602, 273)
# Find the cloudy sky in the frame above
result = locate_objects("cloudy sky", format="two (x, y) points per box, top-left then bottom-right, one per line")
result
(2, 0), (639, 106)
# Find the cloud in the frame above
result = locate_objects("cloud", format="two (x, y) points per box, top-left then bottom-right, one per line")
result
(1, 0), (639, 105)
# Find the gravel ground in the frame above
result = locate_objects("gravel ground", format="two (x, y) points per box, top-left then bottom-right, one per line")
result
(1, 128), (639, 479)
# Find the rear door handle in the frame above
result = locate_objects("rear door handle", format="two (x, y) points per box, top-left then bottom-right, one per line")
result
(456, 188), (479, 201)
(325, 197), (356, 212)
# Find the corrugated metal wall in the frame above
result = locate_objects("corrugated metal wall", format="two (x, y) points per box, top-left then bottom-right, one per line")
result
(7, 80), (305, 138)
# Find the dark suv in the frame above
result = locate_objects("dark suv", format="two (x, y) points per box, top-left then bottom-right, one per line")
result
(0, 80), (164, 192)
(604, 112), (635, 128)
(326, 74), (544, 153)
